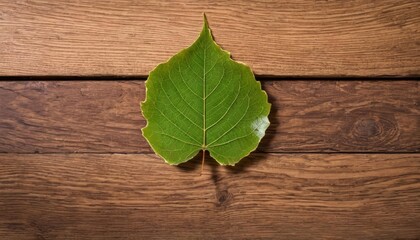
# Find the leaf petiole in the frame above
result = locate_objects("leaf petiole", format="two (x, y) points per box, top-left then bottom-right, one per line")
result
(200, 149), (205, 175)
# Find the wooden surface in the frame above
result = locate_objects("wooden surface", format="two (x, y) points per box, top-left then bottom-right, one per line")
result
(1, 0), (420, 239)
(1, 0), (420, 76)
(0, 80), (418, 154)
(0, 153), (419, 239)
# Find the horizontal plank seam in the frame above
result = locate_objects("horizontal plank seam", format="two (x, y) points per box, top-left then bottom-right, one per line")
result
(0, 151), (418, 155)
(1, 76), (420, 81)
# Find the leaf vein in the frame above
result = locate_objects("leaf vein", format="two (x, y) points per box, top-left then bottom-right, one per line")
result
(208, 132), (254, 148)
(208, 106), (266, 148)
(205, 55), (223, 75)
(155, 131), (201, 147)
(185, 60), (203, 80)
(177, 62), (202, 99)
(205, 63), (225, 100)
(207, 94), (251, 146)
(159, 78), (202, 130)
(155, 107), (201, 145)
(206, 79), (241, 131)
(166, 67), (201, 114)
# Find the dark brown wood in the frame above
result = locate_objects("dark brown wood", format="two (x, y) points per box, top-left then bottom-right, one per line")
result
(1, 2), (419, 238)
(0, 0), (419, 76)
(0, 153), (418, 239)
(0, 80), (418, 153)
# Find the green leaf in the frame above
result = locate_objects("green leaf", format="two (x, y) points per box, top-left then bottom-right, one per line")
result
(141, 15), (271, 166)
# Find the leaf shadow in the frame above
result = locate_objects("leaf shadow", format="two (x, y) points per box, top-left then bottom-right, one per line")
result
(176, 154), (201, 172)
(176, 151), (268, 207)
(225, 153), (267, 174)
(258, 82), (280, 152)
(176, 151), (267, 175)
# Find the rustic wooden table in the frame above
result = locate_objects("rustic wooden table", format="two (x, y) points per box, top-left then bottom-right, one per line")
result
(0, 1), (419, 239)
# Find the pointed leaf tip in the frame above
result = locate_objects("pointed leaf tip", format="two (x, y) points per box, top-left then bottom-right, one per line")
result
(203, 13), (208, 28)
(202, 13), (209, 34)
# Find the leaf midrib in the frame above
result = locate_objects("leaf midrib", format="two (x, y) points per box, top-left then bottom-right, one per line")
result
(202, 44), (207, 150)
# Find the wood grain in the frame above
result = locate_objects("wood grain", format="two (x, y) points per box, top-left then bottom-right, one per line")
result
(1, 0), (419, 76)
(0, 80), (418, 153)
(0, 153), (418, 239)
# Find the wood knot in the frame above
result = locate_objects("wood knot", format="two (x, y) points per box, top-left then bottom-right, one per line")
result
(353, 118), (381, 138)
(215, 189), (233, 207)
(340, 110), (400, 150)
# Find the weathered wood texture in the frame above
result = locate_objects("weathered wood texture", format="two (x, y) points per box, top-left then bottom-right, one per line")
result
(1, 0), (419, 238)
(1, 0), (419, 76)
(0, 153), (419, 239)
(0, 80), (418, 153)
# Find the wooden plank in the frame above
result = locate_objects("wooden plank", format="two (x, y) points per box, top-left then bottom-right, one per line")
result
(0, 80), (418, 153)
(0, 0), (419, 76)
(0, 153), (418, 239)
